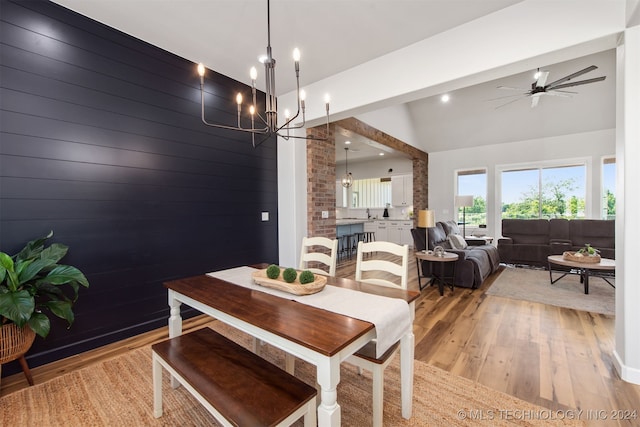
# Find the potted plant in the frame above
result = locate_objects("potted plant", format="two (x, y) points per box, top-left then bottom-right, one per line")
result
(0, 231), (89, 383)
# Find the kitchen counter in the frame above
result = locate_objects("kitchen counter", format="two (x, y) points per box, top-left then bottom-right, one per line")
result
(336, 218), (411, 225)
(336, 219), (371, 226)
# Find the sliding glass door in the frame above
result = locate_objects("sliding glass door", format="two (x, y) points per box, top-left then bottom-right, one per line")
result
(501, 164), (586, 219)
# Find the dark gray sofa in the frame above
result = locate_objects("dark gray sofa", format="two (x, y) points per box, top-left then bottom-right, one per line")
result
(412, 221), (500, 289)
(498, 218), (615, 267)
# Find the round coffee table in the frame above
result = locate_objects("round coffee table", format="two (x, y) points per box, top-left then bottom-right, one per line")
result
(415, 251), (458, 295)
(547, 255), (615, 294)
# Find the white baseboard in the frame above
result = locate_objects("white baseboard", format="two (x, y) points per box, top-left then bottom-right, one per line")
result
(613, 350), (640, 385)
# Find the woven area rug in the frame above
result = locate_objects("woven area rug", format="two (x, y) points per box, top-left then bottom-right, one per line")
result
(0, 321), (584, 426)
(487, 266), (615, 315)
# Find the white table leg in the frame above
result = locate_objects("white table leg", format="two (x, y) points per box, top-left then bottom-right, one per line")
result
(400, 331), (415, 419)
(152, 352), (163, 418)
(167, 290), (182, 388)
(316, 357), (341, 427)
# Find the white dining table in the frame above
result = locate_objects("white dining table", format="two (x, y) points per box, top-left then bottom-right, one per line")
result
(164, 265), (419, 427)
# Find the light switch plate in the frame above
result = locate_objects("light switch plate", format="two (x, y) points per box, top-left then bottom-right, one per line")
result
(321, 211), (329, 219)
(261, 212), (269, 221)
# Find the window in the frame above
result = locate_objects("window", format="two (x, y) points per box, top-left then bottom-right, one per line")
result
(456, 169), (487, 228)
(501, 164), (586, 219)
(602, 157), (615, 220)
(350, 178), (392, 208)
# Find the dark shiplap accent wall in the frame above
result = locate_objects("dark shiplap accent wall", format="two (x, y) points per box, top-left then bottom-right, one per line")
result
(0, 0), (279, 374)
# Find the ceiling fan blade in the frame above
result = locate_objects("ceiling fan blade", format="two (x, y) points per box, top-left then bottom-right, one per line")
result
(486, 93), (528, 101)
(545, 65), (598, 89)
(531, 95), (540, 108)
(497, 85), (529, 91)
(544, 91), (573, 98)
(549, 89), (578, 94)
(495, 97), (526, 109)
(547, 76), (606, 90)
(535, 71), (549, 88)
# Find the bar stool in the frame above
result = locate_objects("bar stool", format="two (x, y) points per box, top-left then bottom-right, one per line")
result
(353, 232), (366, 255)
(338, 234), (351, 261)
(363, 231), (376, 243)
(345, 234), (358, 259)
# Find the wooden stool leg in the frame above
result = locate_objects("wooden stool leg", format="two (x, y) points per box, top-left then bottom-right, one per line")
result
(18, 355), (34, 386)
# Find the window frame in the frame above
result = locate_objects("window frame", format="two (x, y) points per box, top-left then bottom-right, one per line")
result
(455, 168), (488, 229)
(496, 157), (592, 220)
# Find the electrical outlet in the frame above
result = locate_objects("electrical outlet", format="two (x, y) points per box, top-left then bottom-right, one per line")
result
(261, 212), (269, 221)
(321, 211), (329, 219)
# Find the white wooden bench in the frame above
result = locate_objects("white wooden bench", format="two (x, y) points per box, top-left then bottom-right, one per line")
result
(152, 328), (317, 426)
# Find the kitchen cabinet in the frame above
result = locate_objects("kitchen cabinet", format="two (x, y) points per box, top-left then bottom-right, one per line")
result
(400, 221), (414, 246)
(386, 221), (414, 246)
(375, 221), (388, 242)
(373, 220), (414, 246)
(391, 175), (413, 207)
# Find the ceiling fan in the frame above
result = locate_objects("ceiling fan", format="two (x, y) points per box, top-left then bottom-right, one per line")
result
(492, 65), (606, 108)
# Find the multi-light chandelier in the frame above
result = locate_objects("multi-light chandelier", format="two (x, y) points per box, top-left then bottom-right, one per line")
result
(196, 0), (330, 147)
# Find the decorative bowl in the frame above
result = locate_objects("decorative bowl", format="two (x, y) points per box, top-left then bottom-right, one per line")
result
(252, 268), (327, 295)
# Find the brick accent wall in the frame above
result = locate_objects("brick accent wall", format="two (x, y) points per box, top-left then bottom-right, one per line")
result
(306, 118), (429, 239)
(307, 124), (337, 239)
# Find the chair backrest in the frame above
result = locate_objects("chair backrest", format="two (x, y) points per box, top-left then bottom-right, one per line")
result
(299, 236), (338, 277)
(355, 240), (409, 289)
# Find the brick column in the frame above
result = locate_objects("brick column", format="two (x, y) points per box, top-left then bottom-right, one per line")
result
(306, 124), (336, 239)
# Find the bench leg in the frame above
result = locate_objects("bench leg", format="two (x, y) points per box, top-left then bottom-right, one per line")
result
(284, 353), (295, 374)
(303, 399), (317, 427)
(152, 352), (163, 418)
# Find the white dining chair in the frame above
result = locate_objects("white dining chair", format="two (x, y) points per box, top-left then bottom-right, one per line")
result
(349, 240), (409, 427)
(256, 236), (339, 375)
(298, 236), (338, 277)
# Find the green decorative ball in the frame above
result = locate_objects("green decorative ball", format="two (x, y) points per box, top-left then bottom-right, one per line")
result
(282, 268), (298, 283)
(299, 270), (315, 284)
(266, 264), (281, 279)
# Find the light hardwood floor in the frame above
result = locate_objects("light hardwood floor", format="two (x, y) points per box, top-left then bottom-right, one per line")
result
(2, 256), (639, 426)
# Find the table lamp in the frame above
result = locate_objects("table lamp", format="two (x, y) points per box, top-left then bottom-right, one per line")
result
(418, 209), (435, 252)
(455, 195), (474, 238)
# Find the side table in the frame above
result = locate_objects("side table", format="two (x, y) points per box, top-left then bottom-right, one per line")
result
(415, 251), (459, 295)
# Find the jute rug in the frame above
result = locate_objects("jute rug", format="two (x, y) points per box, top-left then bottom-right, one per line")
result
(487, 266), (614, 316)
(0, 321), (584, 426)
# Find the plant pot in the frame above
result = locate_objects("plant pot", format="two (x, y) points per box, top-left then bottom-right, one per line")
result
(1, 323), (36, 386)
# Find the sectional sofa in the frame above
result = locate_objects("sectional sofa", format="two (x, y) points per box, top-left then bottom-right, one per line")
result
(498, 218), (615, 267)
(412, 221), (500, 289)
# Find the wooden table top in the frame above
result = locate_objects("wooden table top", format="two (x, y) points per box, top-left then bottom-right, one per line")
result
(547, 255), (615, 270)
(165, 268), (419, 358)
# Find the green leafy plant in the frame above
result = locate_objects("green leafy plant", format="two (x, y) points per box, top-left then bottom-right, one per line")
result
(577, 243), (600, 256)
(0, 231), (89, 338)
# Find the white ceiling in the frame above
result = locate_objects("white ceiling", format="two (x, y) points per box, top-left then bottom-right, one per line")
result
(52, 0), (616, 162)
(408, 49), (616, 153)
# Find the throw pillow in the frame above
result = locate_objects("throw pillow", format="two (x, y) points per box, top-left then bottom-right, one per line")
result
(448, 234), (468, 249)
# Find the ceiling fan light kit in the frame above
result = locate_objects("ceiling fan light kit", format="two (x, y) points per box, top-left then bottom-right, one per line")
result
(494, 65), (606, 109)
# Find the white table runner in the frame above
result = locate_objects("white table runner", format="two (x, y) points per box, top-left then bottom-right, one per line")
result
(207, 266), (412, 358)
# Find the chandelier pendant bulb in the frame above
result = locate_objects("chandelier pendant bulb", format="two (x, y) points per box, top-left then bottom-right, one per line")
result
(196, 0), (330, 147)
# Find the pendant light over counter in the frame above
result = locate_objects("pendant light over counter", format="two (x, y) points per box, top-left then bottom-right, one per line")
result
(341, 147), (353, 188)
